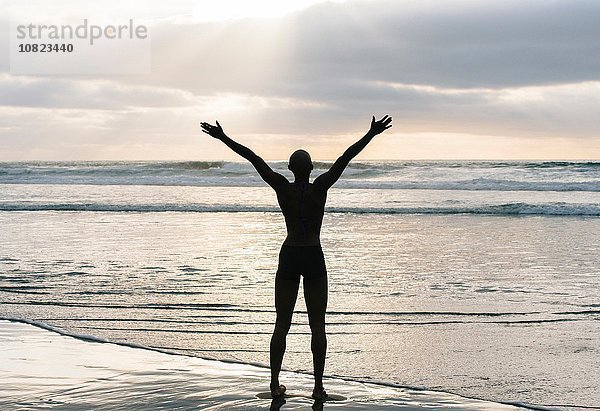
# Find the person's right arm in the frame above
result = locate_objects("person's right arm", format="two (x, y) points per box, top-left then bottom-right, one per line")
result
(200, 121), (288, 189)
(313, 115), (392, 191)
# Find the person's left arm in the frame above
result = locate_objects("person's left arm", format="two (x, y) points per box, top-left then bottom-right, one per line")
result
(200, 121), (287, 189)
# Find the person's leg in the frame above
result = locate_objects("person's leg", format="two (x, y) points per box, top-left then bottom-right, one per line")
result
(303, 275), (328, 397)
(270, 274), (300, 393)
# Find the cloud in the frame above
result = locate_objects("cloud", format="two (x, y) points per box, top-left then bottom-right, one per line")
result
(5, 0), (600, 94)
(1, 0), (599, 159)
(103, 0), (600, 137)
(330, 80), (600, 138)
(0, 74), (199, 109)
(134, 0), (600, 94)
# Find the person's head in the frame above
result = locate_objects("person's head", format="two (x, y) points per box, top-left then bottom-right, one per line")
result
(288, 149), (313, 179)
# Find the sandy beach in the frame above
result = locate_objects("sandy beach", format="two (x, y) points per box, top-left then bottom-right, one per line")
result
(0, 319), (528, 410)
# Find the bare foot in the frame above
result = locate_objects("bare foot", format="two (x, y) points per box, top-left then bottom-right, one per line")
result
(270, 384), (286, 398)
(312, 387), (329, 401)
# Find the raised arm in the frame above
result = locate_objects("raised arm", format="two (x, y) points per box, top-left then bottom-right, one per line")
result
(314, 115), (392, 191)
(200, 121), (287, 189)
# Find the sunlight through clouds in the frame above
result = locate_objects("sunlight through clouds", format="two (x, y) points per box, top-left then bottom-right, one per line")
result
(192, 0), (348, 22)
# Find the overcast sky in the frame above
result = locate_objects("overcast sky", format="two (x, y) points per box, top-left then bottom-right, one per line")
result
(1, 0), (599, 160)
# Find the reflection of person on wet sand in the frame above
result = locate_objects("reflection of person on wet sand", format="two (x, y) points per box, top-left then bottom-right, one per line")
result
(200, 115), (392, 401)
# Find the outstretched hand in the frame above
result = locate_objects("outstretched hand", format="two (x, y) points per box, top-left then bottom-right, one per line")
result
(200, 121), (226, 139)
(368, 115), (392, 136)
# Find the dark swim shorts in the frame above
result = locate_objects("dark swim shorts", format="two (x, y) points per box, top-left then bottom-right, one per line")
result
(276, 245), (327, 281)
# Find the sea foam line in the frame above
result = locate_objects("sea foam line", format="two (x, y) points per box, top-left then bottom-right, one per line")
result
(2, 178), (599, 192)
(2, 301), (543, 316)
(0, 202), (599, 215)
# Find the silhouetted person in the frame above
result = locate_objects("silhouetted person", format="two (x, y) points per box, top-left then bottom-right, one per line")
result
(200, 115), (392, 401)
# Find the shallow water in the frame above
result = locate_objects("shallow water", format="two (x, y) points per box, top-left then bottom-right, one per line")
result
(1, 209), (599, 409)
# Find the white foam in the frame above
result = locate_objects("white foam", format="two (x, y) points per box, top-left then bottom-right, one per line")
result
(1, 161), (599, 192)
(1, 202), (598, 215)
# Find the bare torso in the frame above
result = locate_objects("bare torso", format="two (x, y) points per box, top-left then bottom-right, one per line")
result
(275, 181), (327, 246)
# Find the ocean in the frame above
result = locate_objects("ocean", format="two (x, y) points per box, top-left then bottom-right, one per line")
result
(1, 160), (599, 409)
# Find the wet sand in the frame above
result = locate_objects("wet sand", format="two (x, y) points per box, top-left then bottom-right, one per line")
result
(0, 319), (526, 410)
